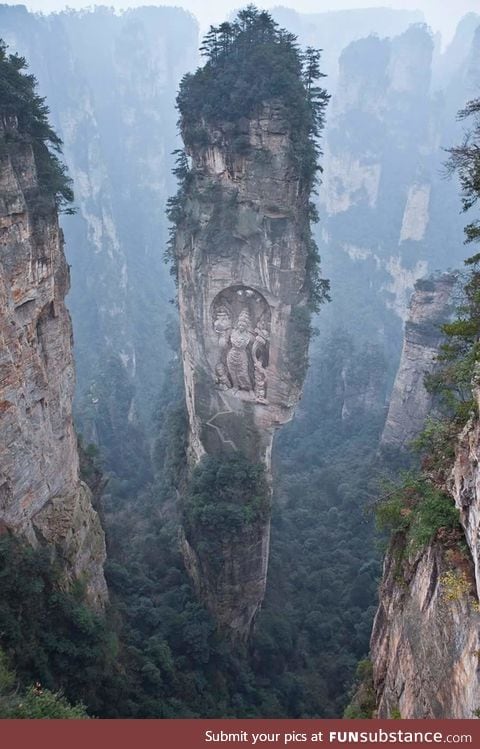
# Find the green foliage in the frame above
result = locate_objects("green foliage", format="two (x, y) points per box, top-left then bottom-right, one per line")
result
(413, 258), (480, 478)
(0, 647), (88, 718)
(0, 650), (15, 695)
(183, 454), (270, 567)
(179, 6), (329, 177)
(0, 39), (74, 212)
(418, 98), (480, 468)
(1, 685), (89, 719)
(343, 659), (376, 719)
(0, 534), (116, 713)
(287, 305), (317, 385)
(424, 261), (480, 420)
(80, 355), (153, 499)
(167, 7), (330, 311)
(445, 98), (480, 245)
(374, 474), (461, 551)
(412, 417), (457, 477)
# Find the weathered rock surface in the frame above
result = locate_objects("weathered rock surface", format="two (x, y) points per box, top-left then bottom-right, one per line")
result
(381, 273), (457, 450)
(371, 280), (480, 719)
(176, 103), (313, 638)
(0, 115), (107, 609)
(449, 380), (480, 614)
(0, 5), (199, 467)
(371, 535), (480, 718)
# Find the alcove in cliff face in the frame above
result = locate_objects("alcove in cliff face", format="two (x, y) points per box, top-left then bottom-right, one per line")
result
(168, 9), (329, 640)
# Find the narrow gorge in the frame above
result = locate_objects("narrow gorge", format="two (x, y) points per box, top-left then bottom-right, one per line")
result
(1, 2), (480, 721)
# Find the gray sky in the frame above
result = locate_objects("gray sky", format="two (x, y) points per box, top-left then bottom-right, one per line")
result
(7, 0), (479, 45)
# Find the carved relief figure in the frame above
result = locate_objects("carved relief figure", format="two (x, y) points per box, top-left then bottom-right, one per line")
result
(254, 361), (267, 403)
(215, 362), (231, 390)
(213, 305), (232, 351)
(227, 309), (253, 391)
(212, 286), (271, 403)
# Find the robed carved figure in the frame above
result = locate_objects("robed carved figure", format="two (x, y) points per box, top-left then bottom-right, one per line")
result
(212, 286), (270, 403)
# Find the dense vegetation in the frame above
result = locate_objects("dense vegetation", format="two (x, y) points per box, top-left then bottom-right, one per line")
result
(167, 6), (330, 312)
(178, 6), (328, 182)
(0, 319), (384, 718)
(0, 39), (73, 212)
(0, 535), (115, 717)
(183, 455), (270, 570)
(420, 98), (480, 458)
(374, 475), (462, 551)
(7, 8), (474, 722)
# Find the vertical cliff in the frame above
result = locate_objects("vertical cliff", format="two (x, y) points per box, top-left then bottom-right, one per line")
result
(371, 534), (480, 718)
(312, 21), (478, 433)
(0, 52), (107, 609)
(381, 273), (457, 450)
(371, 287), (480, 717)
(170, 11), (328, 639)
(0, 6), (199, 484)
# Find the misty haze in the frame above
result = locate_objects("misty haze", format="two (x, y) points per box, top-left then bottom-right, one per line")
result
(0, 0), (479, 721)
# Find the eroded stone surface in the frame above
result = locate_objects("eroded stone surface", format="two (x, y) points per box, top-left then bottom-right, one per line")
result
(448, 380), (480, 610)
(371, 538), (480, 718)
(176, 103), (313, 637)
(381, 273), (457, 450)
(372, 276), (480, 718)
(0, 115), (107, 609)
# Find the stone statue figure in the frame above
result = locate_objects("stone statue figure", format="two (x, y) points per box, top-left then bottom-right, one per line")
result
(252, 324), (269, 402)
(212, 287), (271, 400)
(215, 362), (231, 390)
(254, 361), (267, 403)
(226, 308), (253, 391)
(213, 305), (232, 351)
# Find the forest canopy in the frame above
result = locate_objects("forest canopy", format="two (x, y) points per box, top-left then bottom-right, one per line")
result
(177, 5), (329, 188)
(0, 39), (73, 212)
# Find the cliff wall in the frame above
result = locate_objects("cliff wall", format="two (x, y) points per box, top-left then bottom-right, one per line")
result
(0, 6), (199, 478)
(371, 296), (480, 718)
(371, 533), (480, 718)
(0, 114), (107, 609)
(175, 98), (316, 638)
(381, 273), (457, 450)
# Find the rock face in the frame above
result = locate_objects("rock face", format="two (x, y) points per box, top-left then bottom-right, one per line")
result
(0, 114), (107, 609)
(0, 5), (199, 476)
(381, 273), (457, 450)
(175, 103), (314, 638)
(371, 284), (480, 719)
(371, 535), (480, 718)
(449, 380), (480, 620)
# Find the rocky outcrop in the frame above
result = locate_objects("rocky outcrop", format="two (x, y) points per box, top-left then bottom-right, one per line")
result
(381, 274), (457, 450)
(371, 534), (480, 718)
(0, 114), (107, 609)
(175, 101), (316, 638)
(0, 5), (199, 473)
(371, 281), (480, 719)
(449, 378), (480, 616)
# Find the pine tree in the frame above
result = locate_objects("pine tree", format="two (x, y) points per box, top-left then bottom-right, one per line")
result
(446, 98), (480, 244)
(0, 39), (74, 212)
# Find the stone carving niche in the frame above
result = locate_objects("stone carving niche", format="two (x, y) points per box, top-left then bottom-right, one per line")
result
(212, 285), (271, 403)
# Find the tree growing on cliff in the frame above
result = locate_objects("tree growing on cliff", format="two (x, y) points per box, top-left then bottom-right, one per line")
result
(420, 97), (480, 440)
(178, 6), (329, 182)
(446, 98), (480, 245)
(168, 6), (330, 311)
(0, 40), (74, 212)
